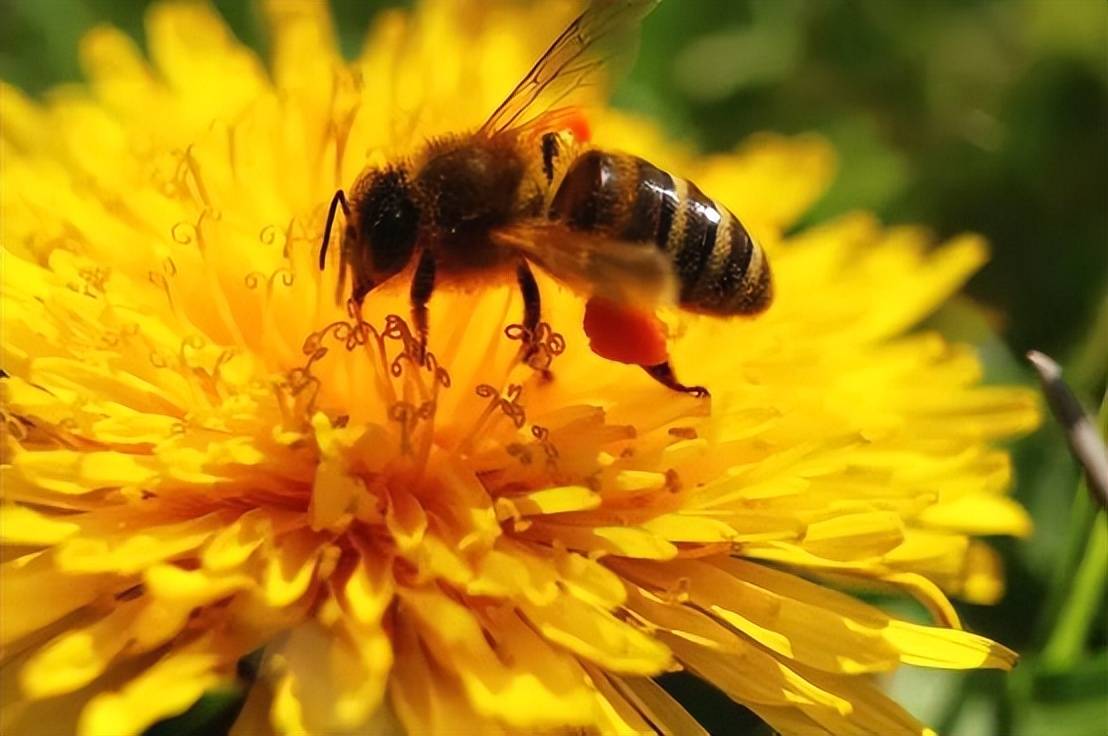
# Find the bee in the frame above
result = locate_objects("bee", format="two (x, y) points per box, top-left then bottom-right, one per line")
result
(319, 0), (772, 396)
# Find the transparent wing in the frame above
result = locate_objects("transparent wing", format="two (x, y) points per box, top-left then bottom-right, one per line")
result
(494, 222), (676, 309)
(479, 0), (661, 136)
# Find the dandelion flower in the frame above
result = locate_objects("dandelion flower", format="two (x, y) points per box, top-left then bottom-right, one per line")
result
(0, 2), (1040, 735)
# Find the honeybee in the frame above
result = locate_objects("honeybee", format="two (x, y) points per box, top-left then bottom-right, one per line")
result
(319, 0), (772, 396)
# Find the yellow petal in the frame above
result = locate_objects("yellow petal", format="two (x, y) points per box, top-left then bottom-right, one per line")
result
(698, 132), (837, 235)
(399, 589), (596, 728)
(721, 558), (1016, 671)
(145, 1), (264, 115)
(802, 511), (905, 560)
(662, 633), (850, 716)
(78, 641), (227, 736)
(0, 82), (49, 154)
(495, 485), (600, 519)
(641, 513), (740, 543)
(614, 675), (709, 736)
(883, 572), (963, 629)
(261, 530), (326, 607)
(55, 514), (226, 574)
(465, 547), (544, 600)
(341, 555), (394, 627)
(0, 552), (109, 646)
(584, 665), (656, 736)
(202, 509), (275, 571)
(524, 522), (678, 560)
(79, 25), (159, 113)
(522, 594), (671, 675)
(270, 619), (392, 734)
(620, 558), (902, 674)
(555, 549), (627, 608)
(917, 494), (1032, 538)
(127, 565), (254, 652)
(784, 665), (937, 736)
(0, 504), (80, 545)
(389, 614), (509, 736)
(310, 456), (363, 531)
(11, 449), (159, 495)
(958, 541), (1006, 605)
(885, 620), (1016, 671)
(19, 603), (139, 699)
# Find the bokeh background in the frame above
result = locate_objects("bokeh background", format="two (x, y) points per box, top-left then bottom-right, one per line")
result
(2, 1), (1106, 734)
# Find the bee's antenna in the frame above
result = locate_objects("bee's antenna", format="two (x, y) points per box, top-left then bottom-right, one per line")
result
(320, 189), (351, 270)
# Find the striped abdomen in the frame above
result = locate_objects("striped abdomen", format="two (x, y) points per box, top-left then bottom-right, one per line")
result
(548, 150), (772, 315)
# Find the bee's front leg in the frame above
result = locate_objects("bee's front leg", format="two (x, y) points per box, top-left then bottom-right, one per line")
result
(409, 249), (436, 363)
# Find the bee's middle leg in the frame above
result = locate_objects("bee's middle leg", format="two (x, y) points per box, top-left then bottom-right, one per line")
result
(409, 249), (436, 362)
(516, 260), (545, 369)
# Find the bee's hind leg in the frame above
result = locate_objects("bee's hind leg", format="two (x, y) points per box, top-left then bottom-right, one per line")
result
(580, 296), (709, 398)
(409, 249), (436, 363)
(642, 361), (710, 399)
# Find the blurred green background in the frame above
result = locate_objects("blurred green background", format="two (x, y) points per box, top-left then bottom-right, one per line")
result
(2, 1), (1105, 734)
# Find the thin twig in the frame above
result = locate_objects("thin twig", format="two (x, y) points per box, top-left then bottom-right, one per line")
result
(1027, 350), (1108, 508)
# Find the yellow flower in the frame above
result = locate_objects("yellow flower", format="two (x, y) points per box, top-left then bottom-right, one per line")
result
(0, 2), (1040, 735)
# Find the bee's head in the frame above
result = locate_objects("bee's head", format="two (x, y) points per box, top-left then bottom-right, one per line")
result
(353, 167), (421, 279)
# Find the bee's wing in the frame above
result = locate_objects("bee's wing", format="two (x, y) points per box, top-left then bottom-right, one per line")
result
(494, 222), (676, 309)
(479, 0), (661, 137)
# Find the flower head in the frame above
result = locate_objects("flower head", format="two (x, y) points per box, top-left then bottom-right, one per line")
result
(1, 2), (1039, 735)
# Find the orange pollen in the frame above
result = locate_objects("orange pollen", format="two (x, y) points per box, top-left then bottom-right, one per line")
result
(582, 296), (668, 366)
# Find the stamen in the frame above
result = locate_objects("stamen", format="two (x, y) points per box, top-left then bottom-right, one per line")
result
(181, 145), (212, 209)
(531, 424), (560, 467)
(288, 315), (450, 465)
(177, 335), (237, 404)
(147, 260), (178, 312)
(504, 320), (566, 372)
(507, 440), (536, 466)
(258, 224), (280, 246)
(282, 219), (306, 260)
(325, 67), (363, 188)
(505, 424), (561, 476)
(459, 383), (530, 458)
(226, 121), (240, 182)
(171, 221), (196, 246)
(77, 266), (109, 296)
(267, 269), (295, 292)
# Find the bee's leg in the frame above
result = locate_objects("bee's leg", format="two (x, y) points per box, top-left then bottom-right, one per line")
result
(516, 261), (542, 365)
(349, 277), (376, 324)
(352, 280), (375, 305)
(409, 249), (437, 362)
(642, 362), (710, 399)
